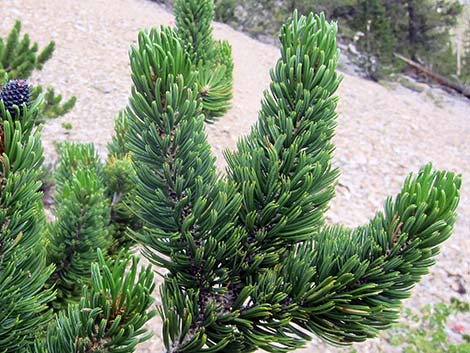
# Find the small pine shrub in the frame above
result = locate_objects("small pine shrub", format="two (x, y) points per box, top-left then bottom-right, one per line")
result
(0, 20), (76, 120)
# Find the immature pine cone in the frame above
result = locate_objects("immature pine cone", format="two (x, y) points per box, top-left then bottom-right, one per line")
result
(0, 80), (31, 118)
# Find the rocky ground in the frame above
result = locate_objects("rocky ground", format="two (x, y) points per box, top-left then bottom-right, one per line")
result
(1, 0), (469, 352)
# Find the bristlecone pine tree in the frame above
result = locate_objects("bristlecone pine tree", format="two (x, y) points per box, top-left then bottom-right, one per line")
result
(175, 0), (234, 121)
(0, 9), (463, 353)
(0, 20), (76, 121)
(127, 11), (461, 352)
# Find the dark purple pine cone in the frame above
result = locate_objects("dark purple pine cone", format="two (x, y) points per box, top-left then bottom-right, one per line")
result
(0, 80), (31, 118)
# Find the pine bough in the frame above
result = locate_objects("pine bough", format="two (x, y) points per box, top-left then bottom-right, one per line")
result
(174, 0), (234, 121)
(0, 9), (462, 353)
(127, 11), (461, 353)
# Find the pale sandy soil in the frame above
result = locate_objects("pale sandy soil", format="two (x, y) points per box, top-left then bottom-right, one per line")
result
(1, 0), (469, 352)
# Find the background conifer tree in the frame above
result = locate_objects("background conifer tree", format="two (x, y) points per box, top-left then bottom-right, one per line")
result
(461, 21), (470, 83)
(403, 0), (461, 61)
(353, 0), (396, 79)
(126, 12), (461, 352)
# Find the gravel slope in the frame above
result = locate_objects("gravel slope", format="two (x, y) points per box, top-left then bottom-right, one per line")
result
(1, 0), (469, 352)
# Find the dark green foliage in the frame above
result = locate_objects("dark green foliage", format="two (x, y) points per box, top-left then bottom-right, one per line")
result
(368, 0), (461, 78)
(402, 0), (462, 61)
(175, 0), (234, 121)
(431, 39), (458, 78)
(0, 20), (75, 120)
(126, 12), (461, 352)
(47, 143), (111, 309)
(106, 111), (140, 254)
(36, 250), (156, 353)
(231, 0), (289, 37)
(0, 94), (54, 353)
(213, 0), (237, 23)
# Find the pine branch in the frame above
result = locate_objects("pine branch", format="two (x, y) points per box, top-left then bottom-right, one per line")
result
(127, 26), (244, 352)
(36, 41), (55, 70)
(286, 164), (461, 345)
(54, 142), (104, 193)
(225, 11), (341, 278)
(0, 92), (54, 353)
(31, 85), (77, 122)
(106, 111), (141, 254)
(0, 20), (54, 79)
(197, 63), (232, 123)
(126, 11), (462, 353)
(47, 143), (111, 310)
(35, 250), (156, 353)
(174, 0), (234, 121)
(175, 0), (215, 66)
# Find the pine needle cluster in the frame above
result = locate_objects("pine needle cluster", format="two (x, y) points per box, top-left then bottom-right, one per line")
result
(46, 143), (111, 309)
(175, 0), (234, 121)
